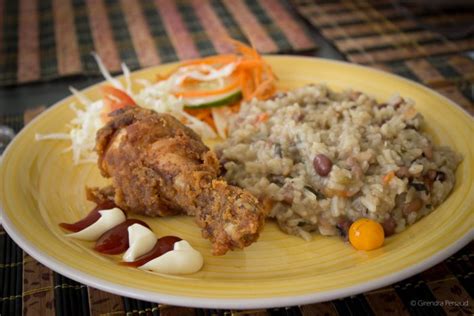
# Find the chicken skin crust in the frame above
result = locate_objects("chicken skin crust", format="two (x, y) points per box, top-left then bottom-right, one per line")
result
(89, 107), (266, 255)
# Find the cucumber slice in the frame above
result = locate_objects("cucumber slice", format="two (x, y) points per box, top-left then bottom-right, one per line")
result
(183, 90), (242, 109)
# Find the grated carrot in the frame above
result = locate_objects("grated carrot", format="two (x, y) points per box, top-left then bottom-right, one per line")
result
(154, 38), (277, 132)
(383, 171), (395, 185)
(248, 78), (275, 100)
(255, 112), (269, 124)
(185, 108), (216, 130)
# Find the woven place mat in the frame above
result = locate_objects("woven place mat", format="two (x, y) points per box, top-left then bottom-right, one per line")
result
(0, 0), (316, 86)
(292, 0), (474, 115)
(0, 222), (473, 315)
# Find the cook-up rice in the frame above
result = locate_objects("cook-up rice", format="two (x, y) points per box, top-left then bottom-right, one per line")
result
(217, 85), (461, 240)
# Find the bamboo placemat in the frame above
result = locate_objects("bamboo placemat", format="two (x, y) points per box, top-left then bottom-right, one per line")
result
(2, 1), (474, 313)
(0, 222), (472, 315)
(292, 0), (474, 115)
(0, 0), (316, 86)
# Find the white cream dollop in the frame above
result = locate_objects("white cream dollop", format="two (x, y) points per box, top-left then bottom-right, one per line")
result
(67, 208), (126, 241)
(138, 240), (203, 275)
(122, 224), (157, 262)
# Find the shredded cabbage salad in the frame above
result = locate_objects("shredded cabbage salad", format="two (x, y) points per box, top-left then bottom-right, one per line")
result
(36, 54), (226, 165)
(36, 41), (277, 165)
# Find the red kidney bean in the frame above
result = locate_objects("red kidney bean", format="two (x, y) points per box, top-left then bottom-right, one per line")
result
(403, 198), (423, 216)
(396, 166), (410, 178)
(382, 217), (397, 237)
(313, 154), (332, 177)
(425, 169), (437, 181)
(423, 169), (437, 191)
(282, 190), (294, 204)
(423, 146), (433, 160)
(425, 169), (446, 182)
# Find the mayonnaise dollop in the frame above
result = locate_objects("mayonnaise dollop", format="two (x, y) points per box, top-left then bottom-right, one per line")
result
(139, 240), (203, 275)
(122, 224), (157, 262)
(67, 208), (126, 241)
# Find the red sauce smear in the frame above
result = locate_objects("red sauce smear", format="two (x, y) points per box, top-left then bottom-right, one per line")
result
(60, 202), (183, 267)
(94, 219), (150, 255)
(120, 236), (181, 267)
(59, 200), (116, 232)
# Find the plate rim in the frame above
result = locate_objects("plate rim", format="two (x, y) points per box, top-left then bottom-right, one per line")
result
(1, 55), (473, 309)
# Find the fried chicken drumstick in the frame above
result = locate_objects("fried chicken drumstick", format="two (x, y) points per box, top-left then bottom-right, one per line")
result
(88, 107), (265, 255)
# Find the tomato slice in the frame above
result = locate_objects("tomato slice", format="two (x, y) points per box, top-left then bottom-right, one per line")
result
(101, 85), (136, 109)
(59, 200), (116, 232)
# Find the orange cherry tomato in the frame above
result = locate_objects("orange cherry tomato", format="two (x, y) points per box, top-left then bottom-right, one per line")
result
(349, 218), (385, 251)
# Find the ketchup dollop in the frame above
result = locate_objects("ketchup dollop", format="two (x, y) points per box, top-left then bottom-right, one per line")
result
(120, 236), (182, 267)
(59, 200), (116, 232)
(94, 219), (150, 254)
(60, 202), (185, 269)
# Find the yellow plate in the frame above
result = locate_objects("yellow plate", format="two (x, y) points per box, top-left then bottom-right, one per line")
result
(1, 56), (473, 309)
